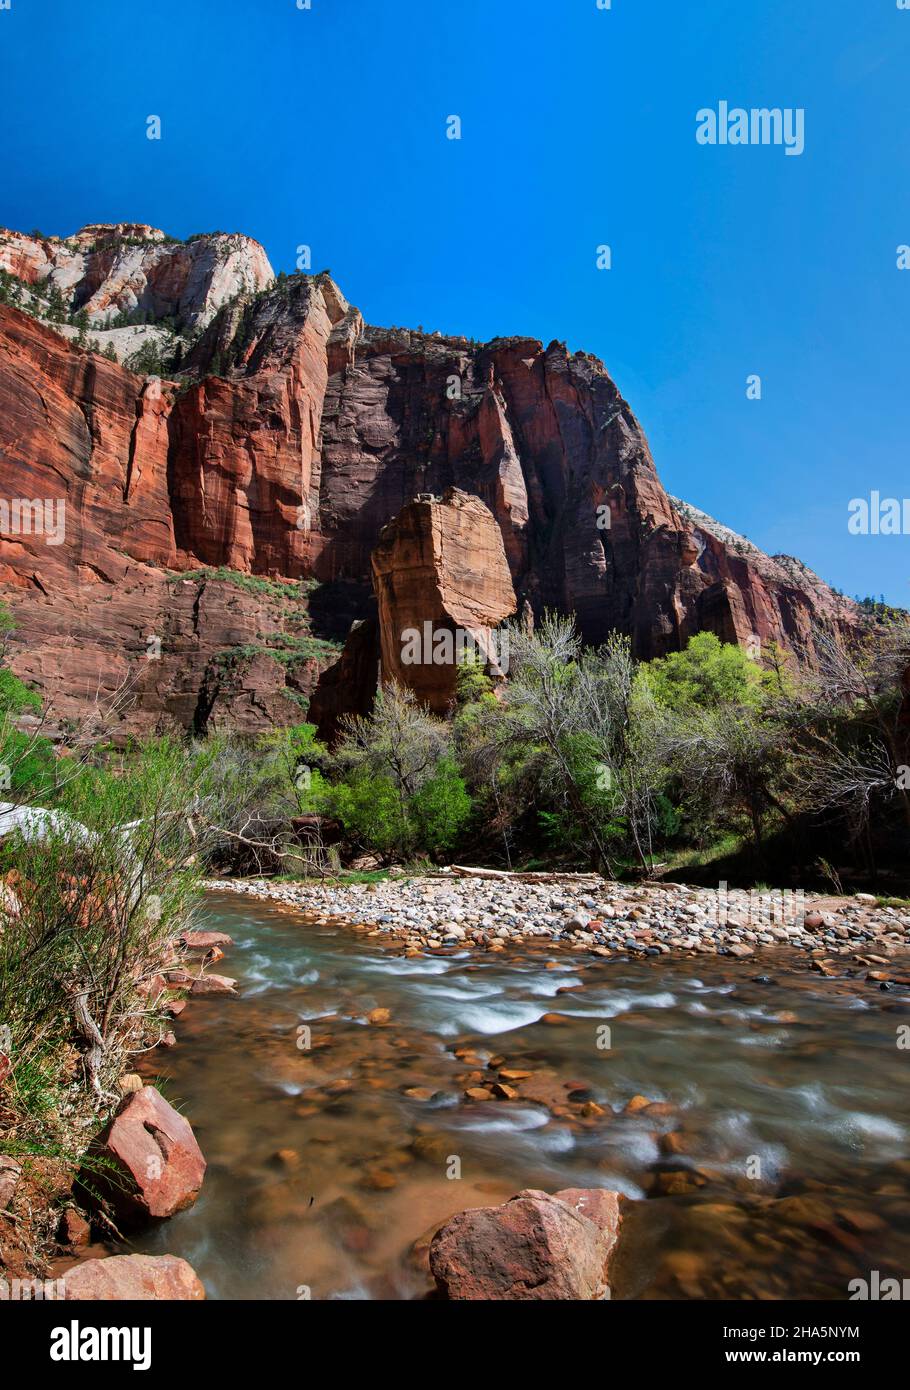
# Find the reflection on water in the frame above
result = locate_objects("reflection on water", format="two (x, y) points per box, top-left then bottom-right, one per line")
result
(130, 893), (910, 1300)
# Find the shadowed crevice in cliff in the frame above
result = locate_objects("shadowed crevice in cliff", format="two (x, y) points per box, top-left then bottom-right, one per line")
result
(306, 579), (374, 643)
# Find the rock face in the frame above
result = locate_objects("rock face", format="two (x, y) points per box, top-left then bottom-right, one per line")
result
(372, 488), (517, 712)
(85, 1085), (205, 1225)
(0, 220), (864, 738)
(306, 612), (381, 743)
(429, 1186), (622, 1300)
(0, 223), (273, 331)
(61, 1253), (205, 1300)
(0, 299), (338, 736)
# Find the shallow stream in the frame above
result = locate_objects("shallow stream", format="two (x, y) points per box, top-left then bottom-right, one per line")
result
(130, 892), (910, 1300)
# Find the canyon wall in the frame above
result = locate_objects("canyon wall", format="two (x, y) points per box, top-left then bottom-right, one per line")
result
(0, 223), (861, 740)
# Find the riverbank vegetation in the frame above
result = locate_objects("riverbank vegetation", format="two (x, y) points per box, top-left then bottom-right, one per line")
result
(279, 615), (910, 893)
(0, 602), (908, 1240)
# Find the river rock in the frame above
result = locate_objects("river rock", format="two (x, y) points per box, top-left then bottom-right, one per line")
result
(85, 1085), (206, 1224)
(429, 1186), (622, 1299)
(180, 930), (235, 951)
(61, 1253), (205, 1300)
(189, 973), (238, 996)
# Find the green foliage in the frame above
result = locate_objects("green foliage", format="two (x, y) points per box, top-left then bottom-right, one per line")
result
(454, 651), (495, 706)
(45, 286), (68, 324)
(125, 337), (168, 375)
(327, 772), (405, 857)
(0, 736), (208, 1155)
(641, 631), (764, 712)
(409, 757), (472, 855)
(0, 665), (41, 717)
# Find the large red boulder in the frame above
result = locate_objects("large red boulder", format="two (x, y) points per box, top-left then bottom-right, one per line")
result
(428, 1186), (622, 1300)
(61, 1253), (205, 1300)
(86, 1085), (205, 1225)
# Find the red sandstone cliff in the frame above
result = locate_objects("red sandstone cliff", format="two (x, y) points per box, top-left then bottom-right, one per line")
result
(371, 488), (517, 714)
(0, 223), (863, 739)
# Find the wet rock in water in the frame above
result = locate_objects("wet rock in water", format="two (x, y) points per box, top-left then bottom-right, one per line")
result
(464, 1086), (494, 1102)
(271, 1148), (300, 1169)
(623, 1094), (652, 1115)
(429, 1187), (622, 1300)
(410, 1131), (451, 1165)
(540, 1012), (570, 1026)
(641, 1101), (677, 1120)
(189, 972), (238, 996)
(367, 1007), (391, 1025)
(84, 1085), (206, 1225)
(659, 1131), (691, 1157)
(60, 1253), (205, 1300)
(360, 1168), (398, 1191)
(648, 1166), (709, 1197)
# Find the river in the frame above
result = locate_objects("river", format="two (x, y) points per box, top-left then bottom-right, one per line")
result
(131, 891), (910, 1300)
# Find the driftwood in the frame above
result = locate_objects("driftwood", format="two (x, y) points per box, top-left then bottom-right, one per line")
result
(438, 865), (604, 884)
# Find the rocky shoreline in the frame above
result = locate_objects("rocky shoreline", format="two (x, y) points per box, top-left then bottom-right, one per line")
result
(7, 870), (907, 1301)
(204, 872), (910, 971)
(0, 926), (236, 1300)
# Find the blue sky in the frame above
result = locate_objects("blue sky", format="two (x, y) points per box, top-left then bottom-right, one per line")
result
(1, 0), (908, 605)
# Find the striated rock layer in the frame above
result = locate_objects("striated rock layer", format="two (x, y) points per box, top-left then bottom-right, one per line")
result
(0, 225), (862, 738)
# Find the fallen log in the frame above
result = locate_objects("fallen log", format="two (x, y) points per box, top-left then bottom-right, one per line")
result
(440, 865), (605, 884)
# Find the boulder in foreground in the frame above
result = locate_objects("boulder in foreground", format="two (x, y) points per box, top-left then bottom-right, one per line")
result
(85, 1085), (205, 1225)
(429, 1186), (622, 1299)
(61, 1253), (205, 1300)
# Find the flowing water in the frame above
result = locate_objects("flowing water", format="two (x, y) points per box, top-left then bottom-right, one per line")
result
(130, 892), (910, 1300)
